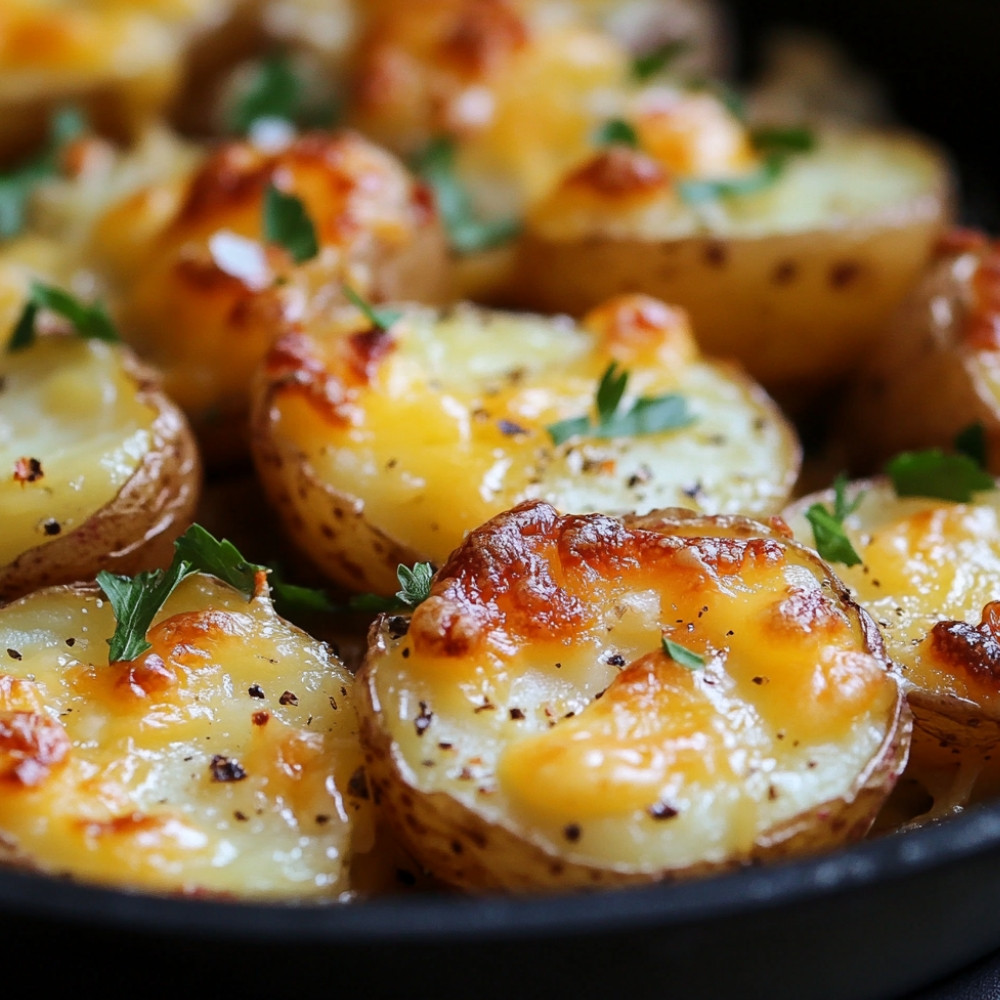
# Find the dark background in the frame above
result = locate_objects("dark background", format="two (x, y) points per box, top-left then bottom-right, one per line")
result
(735, 0), (999, 230)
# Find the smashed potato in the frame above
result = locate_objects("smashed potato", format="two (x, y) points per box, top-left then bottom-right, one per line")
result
(358, 500), (909, 890)
(0, 335), (199, 602)
(0, 571), (374, 898)
(251, 293), (800, 594)
(783, 478), (1000, 817)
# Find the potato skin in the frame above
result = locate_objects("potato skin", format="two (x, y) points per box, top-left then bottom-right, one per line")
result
(357, 501), (910, 891)
(0, 348), (200, 602)
(782, 477), (1000, 815)
(841, 230), (1000, 474)
(512, 131), (951, 401)
(250, 296), (800, 595)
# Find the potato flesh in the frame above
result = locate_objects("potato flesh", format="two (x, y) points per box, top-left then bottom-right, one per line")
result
(0, 339), (156, 566)
(0, 575), (372, 898)
(785, 482), (1000, 713)
(364, 503), (902, 875)
(263, 301), (798, 577)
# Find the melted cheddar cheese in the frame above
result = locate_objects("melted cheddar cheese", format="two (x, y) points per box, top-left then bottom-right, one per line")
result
(787, 481), (1000, 714)
(0, 338), (156, 567)
(359, 501), (904, 882)
(0, 574), (372, 898)
(101, 130), (448, 447)
(254, 294), (800, 594)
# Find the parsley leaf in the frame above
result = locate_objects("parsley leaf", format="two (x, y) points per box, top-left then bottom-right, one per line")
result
(662, 637), (705, 669)
(954, 422), (988, 468)
(97, 560), (193, 663)
(547, 362), (695, 445)
(342, 283), (402, 333)
(173, 523), (262, 597)
(0, 107), (86, 239)
(593, 119), (640, 149)
(8, 281), (118, 351)
(412, 137), (520, 255)
(97, 525), (275, 664)
(750, 126), (816, 157)
(263, 183), (319, 264)
(347, 562), (435, 613)
(632, 39), (691, 81)
(227, 53), (335, 135)
(267, 565), (335, 617)
(886, 449), (994, 502)
(804, 473), (863, 567)
(678, 156), (784, 204)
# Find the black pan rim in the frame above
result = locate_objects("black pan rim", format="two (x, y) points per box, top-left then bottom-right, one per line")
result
(3, 792), (1000, 947)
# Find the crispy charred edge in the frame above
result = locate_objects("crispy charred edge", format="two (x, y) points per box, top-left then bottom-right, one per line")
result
(175, 129), (437, 238)
(401, 500), (886, 663)
(0, 347), (202, 602)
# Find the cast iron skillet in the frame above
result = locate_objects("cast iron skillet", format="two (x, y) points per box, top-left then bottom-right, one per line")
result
(2, 797), (1000, 998)
(3, 4), (998, 996)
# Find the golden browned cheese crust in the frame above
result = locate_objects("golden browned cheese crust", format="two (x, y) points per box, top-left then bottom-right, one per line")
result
(0, 574), (374, 898)
(358, 500), (909, 891)
(99, 129), (450, 463)
(251, 294), (800, 594)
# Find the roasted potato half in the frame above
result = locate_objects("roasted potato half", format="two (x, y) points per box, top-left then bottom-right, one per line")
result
(0, 335), (200, 601)
(0, 571), (373, 898)
(357, 500), (909, 891)
(0, 0), (239, 163)
(841, 231), (1000, 474)
(783, 478), (1000, 816)
(251, 293), (800, 595)
(94, 128), (450, 464)
(514, 126), (951, 398)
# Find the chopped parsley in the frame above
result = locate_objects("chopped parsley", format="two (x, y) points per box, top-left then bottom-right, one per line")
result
(412, 137), (520, 255)
(8, 281), (118, 352)
(954, 421), (988, 468)
(662, 637), (705, 669)
(227, 52), (335, 135)
(0, 107), (86, 239)
(341, 283), (402, 333)
(547, 362), (695, 446)
(263, 183), (318, 264)
(593, 119), (640, 149)
(632, 39), (691, 82)
(348, 562), (435, 613)
(886, 448), (994, 502)
(804, 473), (864, 567)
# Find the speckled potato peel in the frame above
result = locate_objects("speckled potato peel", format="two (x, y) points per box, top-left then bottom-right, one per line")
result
(0, 337), (200, 602)
(357, 501), (910, 891)
(250, 294), (800, 595)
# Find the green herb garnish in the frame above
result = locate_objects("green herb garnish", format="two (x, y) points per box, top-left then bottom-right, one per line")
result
(804, 473), (864, 567)
(547, 362), (695, 446)
(227, 53), (335, 135)
(267, 565), (335, 618)
(954, 421), (988, 468)
(97, 560), (195, 663)
(8, 281), (118, 351)
(0, 107), (86, 239)
(341, 283), (402, 333)
(593, 119), (640, 149)
(662, 636), (705, 669)
(886, 449), (994, 502)
(750, 126), (816, 157)
(412, 137), (520, 255)
(348, 562), (435, 613)
(632, 39), (691, 82)
(677, 156), (784, 205)
(263, 183), (319, 264)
